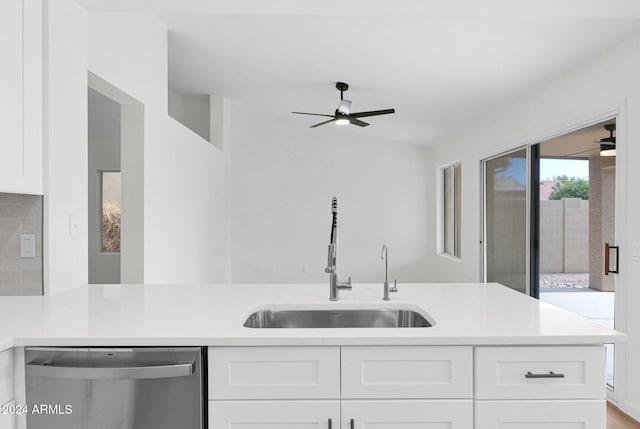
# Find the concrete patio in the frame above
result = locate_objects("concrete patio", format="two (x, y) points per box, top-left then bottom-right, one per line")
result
(541, 288), (615, 387)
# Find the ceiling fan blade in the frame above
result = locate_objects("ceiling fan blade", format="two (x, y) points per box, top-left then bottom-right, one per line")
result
(349, 118), (369, 127)
(563, 147), (601, 157)
(350, 109), (395, 118)
(310, 118), (337, 128)
(292, 112), (335, 118)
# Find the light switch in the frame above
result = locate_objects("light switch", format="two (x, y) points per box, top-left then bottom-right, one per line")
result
(69, 214), (80, 238)
(20, 233), (36, 258)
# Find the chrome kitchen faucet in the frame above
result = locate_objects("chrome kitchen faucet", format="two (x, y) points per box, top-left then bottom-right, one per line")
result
(381, 244), (398, 300)
(325, 197), (352, 301)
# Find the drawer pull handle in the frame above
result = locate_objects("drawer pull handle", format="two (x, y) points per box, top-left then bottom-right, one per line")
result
(525, 371), (565, 379)
(350, 418), (355, 429)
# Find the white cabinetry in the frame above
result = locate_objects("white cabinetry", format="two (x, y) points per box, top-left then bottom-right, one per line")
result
(208, 346), (472, 429)
(343, 400), (472, 429)
(209, 347), (341, 429)
(475, 346), (606, 427)
(0, 349), (15, 429)
(208, 345), (607, 429)
(476, 346), (604, 399)
(0, 400), (16, 429)
(208, 347), (340, 399)
(0, 400), (15, 429)
(341, 346), (472, 399)
(210, 400), (339, 429)
(0, 0), (43, 195)
(475, 400), (605, 428)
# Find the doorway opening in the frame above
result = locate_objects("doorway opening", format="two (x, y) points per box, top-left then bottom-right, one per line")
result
(537, 119), (617, 389)
(88, 89), (121, 284)
(481, 116), (622, 393)
(88, 73), (144, 284)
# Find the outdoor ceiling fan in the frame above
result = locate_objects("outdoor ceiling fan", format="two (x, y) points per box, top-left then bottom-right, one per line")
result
(292, 82), (395, 128)
(560, 123), (617, 158)
(597, 124), (616, 157)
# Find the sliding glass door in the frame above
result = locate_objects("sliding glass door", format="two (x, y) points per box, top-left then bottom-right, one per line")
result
(483, 148), (529, 294)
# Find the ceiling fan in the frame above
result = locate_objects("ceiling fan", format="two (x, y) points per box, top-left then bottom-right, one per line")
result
(292, 82), (395, 128)
(596, 124), (616, 157)
(557, 123), (617, 158)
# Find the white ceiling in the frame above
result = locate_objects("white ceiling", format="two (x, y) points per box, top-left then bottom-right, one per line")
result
(79, 0), (640, 146)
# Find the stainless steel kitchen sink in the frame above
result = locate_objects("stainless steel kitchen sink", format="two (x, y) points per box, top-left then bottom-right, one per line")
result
(243, 308), (433, 328)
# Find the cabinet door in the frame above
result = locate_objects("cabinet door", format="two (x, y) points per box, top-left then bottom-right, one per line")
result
(0, 0), (23, 186)
(0, 400), (16, 429)
(210, 400), (339, 429)
(342, 400), (473, 429)
(475, 346), (605, 400)
(209, 347), (340, 400)
(0, 350), (13, 407)
(0, 0), (43, 194)
(342, 346), (472, 399)
(475, 400), (605, 428)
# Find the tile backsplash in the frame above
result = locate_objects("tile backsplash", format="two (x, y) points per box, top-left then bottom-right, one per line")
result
(0, 193), (43, 296)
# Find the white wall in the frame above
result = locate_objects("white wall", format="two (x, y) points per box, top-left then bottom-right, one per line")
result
(432, 31), (640, 419)
(165, 116), (231, 283)
(87, 14), (231, 284)
(230, 106), (434, 284)
(43, 0), (88, 294)
(43, 7), (231, 291)
(168, 90), (211, 142)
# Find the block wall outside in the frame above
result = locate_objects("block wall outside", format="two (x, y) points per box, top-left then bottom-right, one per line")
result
(539, 198), (589, 274)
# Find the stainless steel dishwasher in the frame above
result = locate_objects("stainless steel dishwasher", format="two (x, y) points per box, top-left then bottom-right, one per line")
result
(25, 347), (205, 429)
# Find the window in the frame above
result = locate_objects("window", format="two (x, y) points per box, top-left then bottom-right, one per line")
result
(441, 163), (461, 258)
(101, 171), (121, 253)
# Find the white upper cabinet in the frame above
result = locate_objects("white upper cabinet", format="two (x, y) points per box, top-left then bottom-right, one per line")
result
(0, 0), (43, 195)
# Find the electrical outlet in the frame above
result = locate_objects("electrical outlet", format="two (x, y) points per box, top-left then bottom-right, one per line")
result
(303, 264), (310, 273)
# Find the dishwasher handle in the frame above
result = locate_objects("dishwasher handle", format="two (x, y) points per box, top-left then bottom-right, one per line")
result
(26, 361), (195, 380)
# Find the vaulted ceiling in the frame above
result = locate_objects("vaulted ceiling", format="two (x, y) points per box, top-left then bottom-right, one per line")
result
(79, 0), (640, 146)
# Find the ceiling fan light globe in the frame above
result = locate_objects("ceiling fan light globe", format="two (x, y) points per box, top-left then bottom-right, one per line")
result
(335, 118), (349, 126)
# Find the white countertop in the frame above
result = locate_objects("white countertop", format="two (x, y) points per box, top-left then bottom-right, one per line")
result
(0, 283), (626, 352)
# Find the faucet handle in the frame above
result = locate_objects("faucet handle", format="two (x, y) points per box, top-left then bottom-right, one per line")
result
(389, 280), (398, 293)
(338, 276), (352, 290)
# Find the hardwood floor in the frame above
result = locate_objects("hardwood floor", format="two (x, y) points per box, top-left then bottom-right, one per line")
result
(608, 403), (640, 429)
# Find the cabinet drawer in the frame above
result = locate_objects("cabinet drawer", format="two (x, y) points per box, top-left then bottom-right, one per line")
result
(475, 400), (605, 428)
(0, 350), (13, 406)
(0, 400), (16, 429)
(208, 347), (340, 399)
(475, 346), (605, 399)
(210, 400), (339, 429)
(343, 400), (473, 429)
(341, 346), (472, 399)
